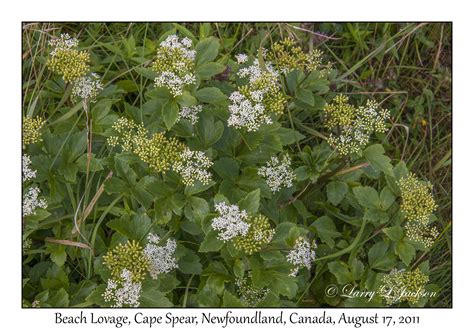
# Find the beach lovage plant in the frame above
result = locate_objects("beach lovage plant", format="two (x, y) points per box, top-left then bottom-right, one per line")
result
(22, 24), (444, 308)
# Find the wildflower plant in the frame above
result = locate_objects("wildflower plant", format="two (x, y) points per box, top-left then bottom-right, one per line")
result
(22, 24), (448, 308)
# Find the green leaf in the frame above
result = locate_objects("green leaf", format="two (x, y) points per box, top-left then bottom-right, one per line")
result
(195, 87), (227, 105)
(196, 62), (226, 79)
(196, 115), (224, 147)
(140, 281), (173, 307)
(238, 189), (260, 214)
(178, 248), (203, 274)
(195, 37), (220, 66)
(199, 231), (225, 253)
(328, 261), (352, 284)
(310, 216), (341, 248)
(395, 240), (416, 266)
(364, 208), (389, 224)
(176, 91), (197, 107)
(162, 101), (179, 130)
(107, 213), (151, 242)
(222, 290), (245, 307)
(275, 127), (305, 146)
(353, 186), (380, 209)
(48, 288), (70, 307)
(380, 186), (395, 210)
(368, 241), (397, 271)
(383, 226), (404, 241)
(295, 88), (315, 106)
(327, 181), (348, 206)
(363, 144), (393, 176)
(213, 157), (240, 181)
(46, 243), (67, 267)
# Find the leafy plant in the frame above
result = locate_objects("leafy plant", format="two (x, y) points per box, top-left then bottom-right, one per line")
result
(22, 22), (450, 308)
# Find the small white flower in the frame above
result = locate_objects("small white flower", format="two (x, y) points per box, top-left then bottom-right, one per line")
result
(22, 154), (37, 182)
(174, 148), (213, 186)
(227, 91), (272, 132)
(154, 71), (196, 97)
(103, 269), (142, 308)
(72, 72), (103, 102)
(179, 105), (203, 124)
(23, 186), (48, 216)
(235, 53), (248, 64)
(144, 234), (178, 279)
(286, 237), (316, 277)
(211, 202), (249, 241)
(48, 33), (79, 55)
(237, 59), (277, 83)
(258, 154), (295, 192)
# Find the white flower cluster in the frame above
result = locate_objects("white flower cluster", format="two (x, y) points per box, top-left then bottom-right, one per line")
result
(143, 233), (178, 279)
(72, 72), (103, 102)
(179, 105), (203, 124)
(173, 148), (213, 186)
(257, 154), (295, 192)
(22, 154), (37, 182)
(211, 202), (249, 241)
(48, 33), (78, 55)
(154, 72), (196, 97)
(237, 58), (277, 83)
(286, 236), (317, 277)
(235, 53), (248, 64)
(153, 35), (196, 97)
(23, 186), (48, 216)
(103, 269), (142, 308)
(159, 35), (195, 59)
(227, 91), (272, 132)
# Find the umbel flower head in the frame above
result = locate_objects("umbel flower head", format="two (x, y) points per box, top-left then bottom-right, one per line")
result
(179, 105), (202, 124)
(378, 268), (429, 305)
(152, 34), (196, 97)
(23, 116), (46, 148)
(47, 33), (90, 83)
(228, 59), (286, 132)
(286, 236), (317, 277)
(211, 202), (249, 241)
(233, 214), (275, 254)
(173, 148), (213, 186)
(265, 38), (332, 75)
(22, 154), (37, 182)
(72, 72), (103, 102)
(107, 117), (185, 173)
(399, 173), (437, 224)
(235, 274), (269, 307)
(405, 220), (439, 249)
(23, 186), (48, 216)
(103, 240), (150, 283)
(143, 233), (178, 279)
(103, 269), (142, 308)
(257, 154), (295, 193)
(324, 95), (390, 155)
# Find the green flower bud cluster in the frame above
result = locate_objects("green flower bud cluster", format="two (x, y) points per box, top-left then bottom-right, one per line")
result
(107, 117), (185, 173)
(233, 214), (275, 254)
(324, 95), (390, 155)
(235, 274), (269, 307)
(23, 116), (46, 148)
(378, 268), (429, 305)
(103, 240), (150, 283)
(399, 173), (438, 248)
(47, 33), (90, 83)
(265, 38), (332, 75)
(399, 173), (437, 223)
(246, 73), (287, 116)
